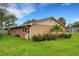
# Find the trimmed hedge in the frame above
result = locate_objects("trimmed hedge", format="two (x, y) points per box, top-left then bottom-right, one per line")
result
(32, 34), (45, 42)
(59, 33), (72, 39)
(32, 33), (72, 41)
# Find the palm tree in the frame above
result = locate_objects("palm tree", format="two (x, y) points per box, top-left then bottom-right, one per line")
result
(50, 24), (62, 34)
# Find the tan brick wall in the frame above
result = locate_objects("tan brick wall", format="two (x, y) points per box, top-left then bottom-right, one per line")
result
(29, 24), (51, 38)
(36, 19), (64, 29)
(29, 19), (64, 38)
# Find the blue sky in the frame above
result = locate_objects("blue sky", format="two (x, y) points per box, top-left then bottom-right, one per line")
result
(6, 3), (79, 25)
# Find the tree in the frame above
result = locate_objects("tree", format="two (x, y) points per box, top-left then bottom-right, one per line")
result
(4, 14), (17, 28)
(72, 21), (79, 27)
(58, 17), (66, 25)
(50, 24), (62, 34)
(0, 8), (9, 27)
(0, 8), (17, 29)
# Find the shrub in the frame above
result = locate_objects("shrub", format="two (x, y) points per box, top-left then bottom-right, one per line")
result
(59, 33), (72, 39)
(15, 34), (20, 37)
(52, 34), (59, 40)
(32, 34), (45, 42)
(47, 34), (58, 40)
(63, 33), (72, 39)
(32, 33), (72, 42)
(42, 34), (49, 41)
(32, 34), (58, 41)
(59, 34), (64, 38)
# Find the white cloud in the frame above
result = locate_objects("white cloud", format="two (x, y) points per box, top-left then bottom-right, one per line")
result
(7, 3), (36, 18)
(22, 4), (35, 15)
(62, 3), (71, 6)
(7, 7), (22, 18)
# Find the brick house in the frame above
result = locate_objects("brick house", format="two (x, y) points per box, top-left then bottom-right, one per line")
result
(10, 17), (65, 40)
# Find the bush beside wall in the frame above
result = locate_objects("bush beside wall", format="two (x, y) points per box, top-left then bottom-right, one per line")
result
(59, 33), (72, 39)
(32, 33), (72, 42)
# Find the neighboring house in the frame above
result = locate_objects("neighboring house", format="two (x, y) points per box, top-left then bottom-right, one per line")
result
(71, 27), (79, 32)
(66, 27), (79, 32)
(10, 17), (65, 40)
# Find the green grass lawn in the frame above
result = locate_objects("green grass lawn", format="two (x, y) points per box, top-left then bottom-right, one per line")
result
(0, 32), (79, 56)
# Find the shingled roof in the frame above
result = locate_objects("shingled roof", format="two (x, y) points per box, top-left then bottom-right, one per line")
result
(10, 17), (65, 29)
(30, 17), (65, 28)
